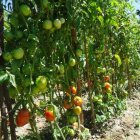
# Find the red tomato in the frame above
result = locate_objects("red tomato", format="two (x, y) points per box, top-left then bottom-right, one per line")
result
(89, 82), (93, 87)
(105, 76), (110, 81)
(16, 110), (30, 127)
(45, 110), (55, 121)
(67, 86), (77, 95)
(73, 96), (83, 106)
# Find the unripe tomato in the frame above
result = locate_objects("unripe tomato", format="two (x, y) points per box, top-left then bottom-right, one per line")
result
(20, 5), (31, 16)
(8, 87), (17, 99)
(16, 110), (30, 127)
(59, 64), (64, 74)
(105, 76), (110, 81)
(3, 52), (12, 61)
(73, 106), (81, 115)
(22, 64), (34, 75)
(97, 99), (102, 104)
(32, 86), (40, 95)
(93, 96), (98, 102)
(43, 20), (52, 30)
(36, 76), (47, 89)
(42, 0), (50, 8)
(69, 129), (75, 136)
(45, 110), (55, 121)
(106, 87), (112, 93)
(13, 48), (24, 59)
(73, 96), (83, 106)
(68, 115), (77, 124)
(104, 82), (110, 89)
(4, 32), (14, 41)
(9, 17), (18, 26)
(54, 19), (61, 29)
(69, 58), (76, 67)
(40, 87), (47, 94)
(76, 49), (82, 57)
(16, 31), (23, 39)
(64, 101), (72, 109)
(23, 78), (30, 87)
(60, 18), (65, 24)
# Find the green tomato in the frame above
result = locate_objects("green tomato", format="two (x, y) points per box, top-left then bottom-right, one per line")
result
(93, 96), (98, 102)
(69, 58), (76, 67)
(40, 87), (47, 93)
(8, 87), (17, 99)
(42, 0), (50, 8)
(3, 52), (12, 61)
(76, 49), (82, 57)
(22, 64), (34, 75)
(68, 115), (77, 124)
(23, 78), (30, 87)
(4, 32), (14, 41)
(16, 31), (23, 39)
(13, 48), (24, 59)
(69, 129), (75, 136)
(100, 68), (106, 73)
(32, 86), (40, 95)
(97, 99), (102, 104)
(98, 95), (103, 99)
(43, 20), (52, 30)
(73, 106), (81, 115)
(20, 5), (31, 16)
(60, 18), (65, 24)
(9, 17), (18, 26)
(59, 64), (64, 74)
(36, 76), (47, 89)
(54, 19), (61, 29)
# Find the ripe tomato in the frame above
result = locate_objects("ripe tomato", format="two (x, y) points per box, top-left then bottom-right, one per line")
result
(20, 5), (31, 16)
(3, 52), (12, 61)
(13, 48), (24, 59)
(60, 18), (65, 24)
(73, 96), (83, 106)
(89, 82), (93, 87)
(73, 106), (81, 115)
(45, 110), (55, 121)
(54, 19), (61, 29)
(16, 110), (30, 127)
(104, 82), (110, 89)
(105, 76), (110, 81)
(43, 20), (52, 30)
(64, 101), (72, 109)
(42, 0), (50, 8)
(76, 49), (82, 57)
(67, 86), (77, 95)
(36, 76), (47, 89)
(69, 58), (76, 67)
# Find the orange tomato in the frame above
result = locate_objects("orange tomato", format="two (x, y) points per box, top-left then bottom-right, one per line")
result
(45, 110), (55, 121)
(82, 81), (86, 85)
(64, 101), (73, 109)
(73, 96), (83, 106)
(105, 76), (110, 81)
(16, 110), (30, 127)
(67, 86), (77, 95)
(105, 82), (110, 89)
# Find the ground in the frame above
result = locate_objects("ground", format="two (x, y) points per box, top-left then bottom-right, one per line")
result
(17, 91), (140, 140)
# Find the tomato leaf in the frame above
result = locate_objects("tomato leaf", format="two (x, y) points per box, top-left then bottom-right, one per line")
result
(115, 54), (122, 67)
(0, 71), (8, 85)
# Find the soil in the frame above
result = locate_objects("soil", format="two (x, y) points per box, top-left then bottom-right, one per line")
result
(16, 91), (140, 140)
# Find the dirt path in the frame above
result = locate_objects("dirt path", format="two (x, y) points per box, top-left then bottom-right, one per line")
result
(94, 92), (140, 140)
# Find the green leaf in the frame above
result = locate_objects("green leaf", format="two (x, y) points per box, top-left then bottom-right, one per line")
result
(98, 16), (104, 26)
(6, 71), (17, 88)
(115, 54), (122, 67)
(97, 7), (102, 14)
(0, 71), (8, 85)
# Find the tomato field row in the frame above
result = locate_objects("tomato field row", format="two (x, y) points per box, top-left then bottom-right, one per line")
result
(0, 0), (140, 140)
